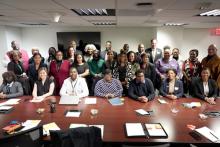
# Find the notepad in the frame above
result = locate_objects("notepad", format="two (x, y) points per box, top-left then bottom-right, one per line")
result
(0, 106), (13, 111)
(135, 109), (150, 115)
(43, 122), (60, 136)
(65, 110), (81, 117)
(0, 99), (20, 106)
(145, 123), (168, 137)
(108, 97), (123, 106)
(125, 123), (145, 137)
(85, 98), (97, 104)
(195, 126), (220, 143)
(158, 98), (167, 104)
(20, 120), (41, 131)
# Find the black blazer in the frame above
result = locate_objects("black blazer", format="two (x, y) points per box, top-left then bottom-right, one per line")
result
(128, 78), (155, 101)
(193, 78), (218, 100)
(7, 61), (25, 76)
(145, 48), (162, 63)
(159, 79), (183, 98)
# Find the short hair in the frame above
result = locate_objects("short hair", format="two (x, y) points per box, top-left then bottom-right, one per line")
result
(70, 67), (78, 73)
(163, 45), (171, 50)
(201, 67), (211, 74)
(84, 44), (97, 52)
(2, 71), (17, 84)
(138, 43), (144, 49)
(166, 68), (177, 75)
(12, 50), (22, 58)
(189, 49), (199, 57)
(104, 69), (112, 75)
(151, 38), (157, 42)
(135, 69), (144, 76)
(172, 48), (179, 52)
(106, 41), (112, 44)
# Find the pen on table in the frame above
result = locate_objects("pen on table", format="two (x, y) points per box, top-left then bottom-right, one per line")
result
(209, 131), (219, 140)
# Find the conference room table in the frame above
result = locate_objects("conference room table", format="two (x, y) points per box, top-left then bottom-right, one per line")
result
(0, 96), (220, 145)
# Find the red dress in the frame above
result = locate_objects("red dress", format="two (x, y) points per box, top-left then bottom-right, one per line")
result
(49, 60), (70, 95)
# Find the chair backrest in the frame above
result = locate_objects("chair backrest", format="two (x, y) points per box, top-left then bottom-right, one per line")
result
(0, 125), (43, 147)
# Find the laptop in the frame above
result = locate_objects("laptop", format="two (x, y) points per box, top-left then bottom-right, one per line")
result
(59, 95), (80, 105)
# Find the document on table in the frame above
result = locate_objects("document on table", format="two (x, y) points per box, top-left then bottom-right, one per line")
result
(43, 122), (60, 136)
(108, 97), (123, 106)
(158, 98), (167, 104)
(30, 98), (44, 103)
(125, 123), (145, 137)
(0, 106), (13, 111)
(0, 99), (21, 106)
(135, 109), (150, 115)
(84, 98), (97, 104)
(145, 123), (167, 137)
(69, 123), (88, 128)
(20, 120), (41, 131)
(65, 110), (81, 117)
(195, 126), (220, 143)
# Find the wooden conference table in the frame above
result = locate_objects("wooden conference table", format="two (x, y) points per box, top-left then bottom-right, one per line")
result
(0, 96), (220, 145)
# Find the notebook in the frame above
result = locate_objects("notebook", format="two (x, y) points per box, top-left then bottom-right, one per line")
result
(59, 95), (79, 105)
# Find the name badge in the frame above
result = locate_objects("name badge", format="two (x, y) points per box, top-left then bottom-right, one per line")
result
(174, 87), (179, 90)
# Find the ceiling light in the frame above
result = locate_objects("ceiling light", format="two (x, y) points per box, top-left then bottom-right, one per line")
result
(164, 23), (187, 26)
(136, 2), (153, 6)
(199, 9), (220, 16)
(71, 9), (115, 16)
(92, 22), (116, 25)
(53, 13), (62, 22)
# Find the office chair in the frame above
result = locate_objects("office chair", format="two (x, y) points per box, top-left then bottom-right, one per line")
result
(0, 125), (43, 147)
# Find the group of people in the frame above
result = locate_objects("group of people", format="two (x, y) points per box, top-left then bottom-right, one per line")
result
(0, 39), (219, 105)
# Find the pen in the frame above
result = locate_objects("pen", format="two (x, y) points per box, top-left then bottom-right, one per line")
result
(209, 131), (219, 140)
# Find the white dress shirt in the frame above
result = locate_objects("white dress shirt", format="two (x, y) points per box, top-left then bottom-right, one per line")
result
(60, 77), (89, 98)
(203, 82), (209, 96)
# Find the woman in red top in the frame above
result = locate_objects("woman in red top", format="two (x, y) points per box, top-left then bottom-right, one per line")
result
(49, 51), (70, 95)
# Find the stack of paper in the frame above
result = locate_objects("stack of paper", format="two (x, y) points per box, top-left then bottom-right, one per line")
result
(43, 122), (60, 136)
(135, 109), (150, 115)
(158, 99), (167, 104)
(20, 120), (41, 131)
(84, 98), (97, 104)
(65, 110), (81, 117)
(0, 99), (21, 106)
(125, 123), (145, 137)
(195, 126), (220, 143)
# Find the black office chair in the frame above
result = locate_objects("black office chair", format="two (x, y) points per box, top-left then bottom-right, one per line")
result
(50, 126), (102, 147)
(0, 125), (43, 147)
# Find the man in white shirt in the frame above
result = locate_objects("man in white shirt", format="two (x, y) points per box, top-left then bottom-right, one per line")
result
(60, 67), (89, 98)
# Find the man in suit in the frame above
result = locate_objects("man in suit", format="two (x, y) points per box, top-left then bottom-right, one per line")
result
(100, 41), (117, 61)
(145, 39), (162, 64)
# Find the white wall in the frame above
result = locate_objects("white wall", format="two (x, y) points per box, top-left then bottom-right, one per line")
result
(157, 26), (220, 61)
(21, 26), (156, 57)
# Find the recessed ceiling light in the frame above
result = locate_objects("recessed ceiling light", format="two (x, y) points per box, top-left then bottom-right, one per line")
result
(71, 9), (115, 16)
(199, 9), (220, 16)
(164, 23), (187, 26)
